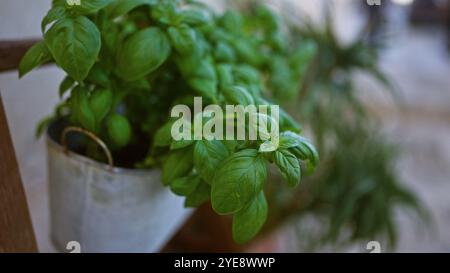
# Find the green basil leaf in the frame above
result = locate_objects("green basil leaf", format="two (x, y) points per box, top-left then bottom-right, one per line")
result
(269, 32), (287, 52)
(86, 64), (110, 87)
(254, 97), (299, 133)
(188, 78), (217, 101)
(171, 139), (195, 150)
(184, 181), (211, 208)
(59, 76), (75, 98)
(217, 64), (234, 90)
(107, 114), (132, 148)
(194, 140), (229, 183)
(232, 191), (268, 244)
(52, 0), (66, 7)
(18, 41), (52, 78)
(290, 146), (307, 161)
(205, 27), (230, 42)
(106, 0), (156, 18)
(71, 86), (96, 132)
(274, 149), (301, 187)
(177, 55), (218, 100)
(279, 132), (300, 149)
(233, 65), (261, 86)
(71, 0), (115, 15)
(222, 86), (254, 106)
(223, 140), (239, 153)
(214, 42), (235, 63)
(89, 89), (112, 123)
(171, 175), (201, 196)
(291, 144), (319, 166)
(190, 60), (217, 100)
(255, 5), (280, 32)
(162, 147), (194, 185)
(168, 24), (196, 55)
(116, 27), (171, 81)
(35, 116), (56, 138)
(45, 16), (101, 82)
(180, 9), (211, 26)
(232, 39), (262, 66)
(259, 140), (278, 153)
(128, 78), (151, 90)
(220, 11), (243, 33)
(41, 6), (67, 33)
(154, 120), (175, 147)
(54, 101), (70, 117)
(151, 1), (180, 25)
(282, 132), (319, 166)
(269, 56), (297, 99)
(211, 149), (267, 215)
(291, 41), (317, 71)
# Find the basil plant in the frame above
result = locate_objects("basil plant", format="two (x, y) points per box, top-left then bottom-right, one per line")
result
(20, 0), (318, 243)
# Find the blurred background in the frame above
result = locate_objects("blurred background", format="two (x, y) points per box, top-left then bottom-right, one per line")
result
(0, 0), (449, 252)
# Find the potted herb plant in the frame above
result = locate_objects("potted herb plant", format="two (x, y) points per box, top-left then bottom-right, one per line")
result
(19, 0), (318, 252)
(163, 5), (427, 252)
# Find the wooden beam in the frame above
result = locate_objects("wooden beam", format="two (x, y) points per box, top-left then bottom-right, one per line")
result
(0, 94), (38, 252)
(0, 39), (42, 73)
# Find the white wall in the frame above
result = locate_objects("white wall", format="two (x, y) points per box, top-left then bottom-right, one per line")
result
(0, 0), (63, 252)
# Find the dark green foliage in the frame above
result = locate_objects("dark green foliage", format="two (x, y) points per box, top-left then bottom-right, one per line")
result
(21, 0), (319, 243)
(263, 13), (426, 250)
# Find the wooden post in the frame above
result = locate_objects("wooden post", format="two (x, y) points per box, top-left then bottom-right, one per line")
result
(0, 39), (41, 73)
(0, 94), (38, 252)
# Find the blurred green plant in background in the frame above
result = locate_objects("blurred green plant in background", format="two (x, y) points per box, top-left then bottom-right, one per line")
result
(233, 1), (428, 250)
(158, 1), (430, 251)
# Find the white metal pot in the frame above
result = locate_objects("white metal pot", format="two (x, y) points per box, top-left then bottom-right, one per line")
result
(46, 121), (192, 253)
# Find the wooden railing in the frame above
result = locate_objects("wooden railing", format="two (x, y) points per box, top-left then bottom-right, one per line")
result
(0, 39), (41, 73)
(0, 39), (38, 252)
